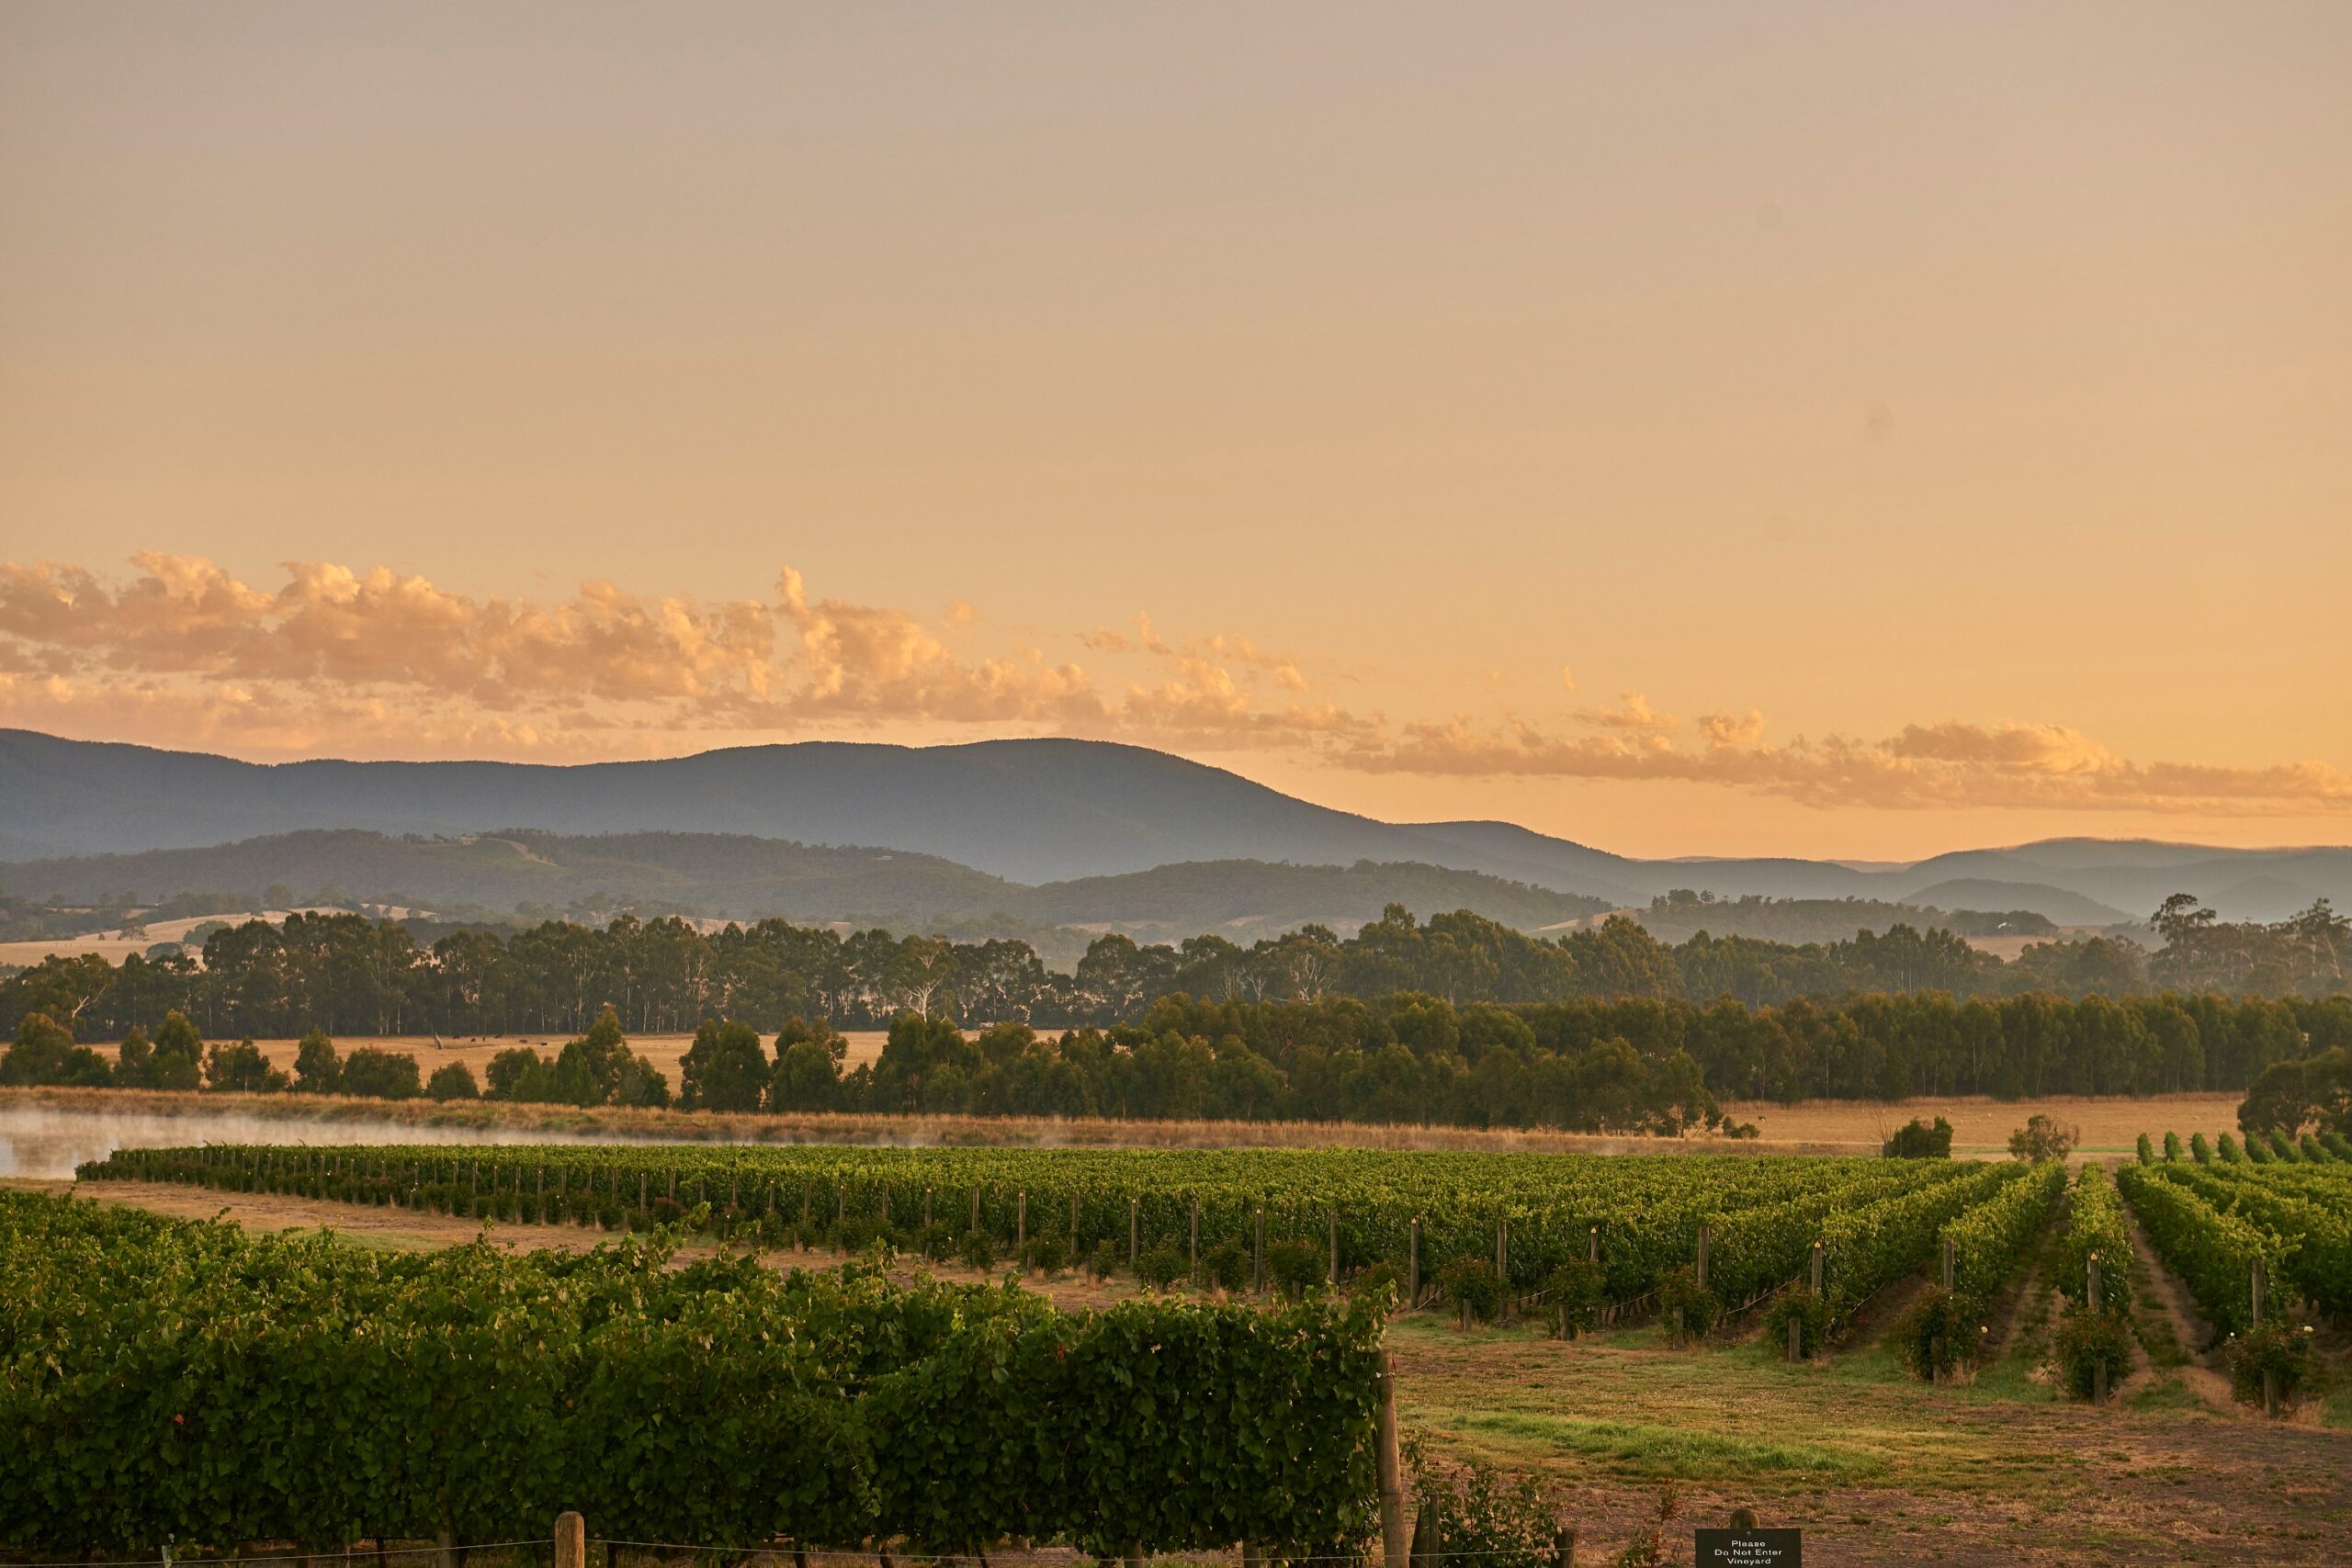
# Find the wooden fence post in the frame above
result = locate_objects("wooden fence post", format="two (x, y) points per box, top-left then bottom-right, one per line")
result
(1408, 1216), (1421, 1308)
(923, 1187), (933, 1229)
(554, 1513), (584, 1568)
(1550, 1524), (1577, 1568)
(1588, 1224), (1600, 1263)
(1254, 1208), (1265, 1292)
(1376, 1354), (1408, 1568)
(1130, 1196), (1140, 1265)
(1809, 1240), (1825, 1297)
(1017, 1190), (1027, 1250)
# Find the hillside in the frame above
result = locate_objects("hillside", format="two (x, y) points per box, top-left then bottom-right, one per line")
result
(0, 829), (1611, 958)
(4, 730), (2346, 924)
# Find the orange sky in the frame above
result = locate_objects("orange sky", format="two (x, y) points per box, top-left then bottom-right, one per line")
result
(3, 2), (2348, 860)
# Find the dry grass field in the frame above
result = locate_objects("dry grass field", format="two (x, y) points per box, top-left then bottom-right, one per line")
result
(17, 1173), (2349, 1566)
(1723, 1093), (2244, 1157)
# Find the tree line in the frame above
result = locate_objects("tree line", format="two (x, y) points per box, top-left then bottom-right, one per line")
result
(0, 895), (2342, 1049)
(10, 981), (2349, 1132)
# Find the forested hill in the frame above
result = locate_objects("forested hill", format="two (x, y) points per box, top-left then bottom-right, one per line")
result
(1, 829), (1611, 955)
(6, 728), (2350, 922)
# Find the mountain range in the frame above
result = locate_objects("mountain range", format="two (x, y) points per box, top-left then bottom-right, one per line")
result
(6, 728), (2347, 932)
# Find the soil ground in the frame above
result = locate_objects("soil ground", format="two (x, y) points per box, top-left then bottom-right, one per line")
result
(20, 1175), (2351, 1567)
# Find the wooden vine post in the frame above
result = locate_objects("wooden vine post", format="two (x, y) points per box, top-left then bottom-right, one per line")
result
(1188, 1196), (1200, 1280)
(554, 1513), (584, 1568)
(1375, 1353), (1408, 1568)
(1253, 1207), (1266, 1293)
(1016, 1190), (1027, 1250)
(1940, 1235), (1956, 1292)
(1408, 1216), (1421, 1309)
(1809, 1239), (1825, 1296)
(1495, 1217), (1510, 1322)
(1329, 1212), (1340, 1285)
(2253, 1258), (2278, 1416)
(2087, 1252), (2107, 1404)
(1129, 1196), (1140, 1265)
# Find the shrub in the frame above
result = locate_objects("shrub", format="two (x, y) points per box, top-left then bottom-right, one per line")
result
(2135, 1133), (2155, 1166)
(1883, 1117), (1954, 1158)
(1657, 1267), (1719, 1342)
(2008, 1114), (2078, 1163)
(1204, 1240), (1249, 1292)
(1350, 1259), (1402, 1306)
(1022, 1233), (1069, 1277)
(1136, 1238), (1186, 1290)
(2163, 1131), (2184, 1161)
(1436, 1255), (1503, 1326)
(2053, 1308), (2133, 1399)
(202, 1041), (288, 1094)
(2228, 1321), (2316, 1408)
(1890, 1284), (1969, 1381)
(1267, 1237), (1327, 1299)
(2216, 1133), (2244, 1163)
(1762, 1286), (1830, 1359)
(1541, 1258), (1605, 1338)
(1404, 1442), (1553, 1568)
(426, 1062), (480, 1100)
(1089, 1239), (1120, 1281)
(339, 1046), (423, 1100)
(2189, 1132), (2211, 1163)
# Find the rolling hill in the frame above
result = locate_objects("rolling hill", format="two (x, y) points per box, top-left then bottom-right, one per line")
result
(0, 828), (1612, 960)
(4, 729), (2345, 926)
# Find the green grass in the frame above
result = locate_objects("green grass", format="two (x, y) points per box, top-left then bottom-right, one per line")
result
(2126, 1374), (2211, 1414)
(1440, 1409), (1889, 1481)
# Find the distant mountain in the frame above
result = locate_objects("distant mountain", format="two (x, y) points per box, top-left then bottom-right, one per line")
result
(0, 828), (1611, 959)
(3, 729), (2345, 927)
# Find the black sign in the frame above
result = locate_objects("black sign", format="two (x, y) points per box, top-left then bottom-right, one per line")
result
(1695, 1529), (1801, 1565)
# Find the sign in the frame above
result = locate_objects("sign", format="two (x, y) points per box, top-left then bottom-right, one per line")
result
(1695, 1528), (1801, 1565)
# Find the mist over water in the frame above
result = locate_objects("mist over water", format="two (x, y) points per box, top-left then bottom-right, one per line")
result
(0, 1106), (729, 1180)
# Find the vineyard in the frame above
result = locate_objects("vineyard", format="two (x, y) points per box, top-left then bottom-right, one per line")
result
(2125, 1136), (2352, 1334)
(0, 1188), (1385, 1557)
(80, 1143), (2065, 1337)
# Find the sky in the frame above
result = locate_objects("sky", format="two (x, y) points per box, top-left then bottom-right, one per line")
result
(2, 1), (2348, 861)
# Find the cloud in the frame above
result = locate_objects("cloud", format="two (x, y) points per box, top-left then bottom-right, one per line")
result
(0, 553), (1357, 759)
(1340, 715), (2352, 816)
(1582, 691), (1679, 733)
(6, 553), (2346, 818)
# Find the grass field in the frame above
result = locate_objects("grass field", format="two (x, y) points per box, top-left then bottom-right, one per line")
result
(17, 1169), (2349, 1567)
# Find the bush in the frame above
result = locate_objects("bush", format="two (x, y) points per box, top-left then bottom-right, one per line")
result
(2008, 1113), (2079, 1163)
(2228, 1321), (2316, 1408)
(1137, 1239), (1187, 1290)
(1204, 1240), (1249, 1292)
(1541, 1258), (1605, 1338)
(1436, 1255), (1503, 1325)
(1267, 1237), (1326, 1299)
(2216, 1133), (2244, 1163)
(2163, 1131), (2184, 1161)
(426, 1062), (480, 1100)
(339, 1046), (423, 1100)
(1657, 1267), (1719, 1342)
(1350, 1258), (1402, 1307)
(1890, 1284), (1969, 1381)
(2189, 1132), (2211, 1163)
(2053, 1308), (2133, 1399)
(1762, 1286), (1830, 1359)
(1022, 1232), (1069, 1277)
(1403, 1442), (1553, 1568)
(1883, 1117), (1954, 1158)
(1089, 1239), (1120, 1281)
(2135, 1133), (2155, 1166)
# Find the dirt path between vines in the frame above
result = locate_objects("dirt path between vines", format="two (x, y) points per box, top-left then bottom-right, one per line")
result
(2118, 1201), (2239, 1415)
